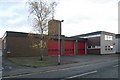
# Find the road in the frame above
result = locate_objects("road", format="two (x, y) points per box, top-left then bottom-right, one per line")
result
(65, 62), (118, 79)
(5, 54), (118, 79)
(18, 60), (118, 78)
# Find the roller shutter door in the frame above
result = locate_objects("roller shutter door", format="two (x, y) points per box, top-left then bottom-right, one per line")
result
(48, 39), (58, 56)
(48, 39), (61, 56)
(64, 40), (74, 55)
(78, 41), (85, 55)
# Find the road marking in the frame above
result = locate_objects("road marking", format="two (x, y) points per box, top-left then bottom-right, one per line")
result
(60, 64), (91, 71)
(113, 65), (118, 67)
(3, 60), (118, 78)
(66, 70), (97, 79)
(3, 64), (92, 78)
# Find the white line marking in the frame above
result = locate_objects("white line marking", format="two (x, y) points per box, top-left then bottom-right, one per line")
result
(66, 70), (97, 79)
(3, 60), (117, 78)
(113, 65), (118, 67)
(59, 64), (91, 71)
(3, 64), (92, 78)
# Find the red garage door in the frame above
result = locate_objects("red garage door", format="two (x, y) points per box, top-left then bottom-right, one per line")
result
(78, 41), (85, 55)
(48, 39), (61, 56)
(64, 40), (74, 55)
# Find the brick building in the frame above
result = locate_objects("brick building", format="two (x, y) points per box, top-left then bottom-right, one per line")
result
(72, 31), (116, 54)
(2, 31), (87, 57)
(2, 19), (117, 57)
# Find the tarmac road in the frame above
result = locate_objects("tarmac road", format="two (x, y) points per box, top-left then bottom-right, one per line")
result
(6, 54), (118, 79)
(15, 59), (118, 78)
(64, 62), (118, 79)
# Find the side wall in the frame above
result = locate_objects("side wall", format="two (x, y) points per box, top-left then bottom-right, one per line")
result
(118, 38), (120, 53)
(4, 36), (48, 57)
(101, 33), (116, 54)
(115, 39), (118, 53)
(115, 34), (120, 53)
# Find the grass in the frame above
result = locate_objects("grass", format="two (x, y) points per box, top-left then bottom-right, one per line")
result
(8, 56), (78, 67)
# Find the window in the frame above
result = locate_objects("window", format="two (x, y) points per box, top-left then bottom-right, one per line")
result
(105, 35), (108, 40)
(88, 46), (92, 48)
(92, 46), (95, 48)
(95, 46), (100, 48)
(110, 46), (113, 50)
(105, 46), (107, 50)
(105, 45), (113, 51)
(109, 36), (113, 40)
(88, 46), (100, 49)
(105, 35), (113, 40)
(108, 46), (110, 50)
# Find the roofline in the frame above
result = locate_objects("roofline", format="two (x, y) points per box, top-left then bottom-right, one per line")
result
(2, 31), (86, 41)
(6, 31), (28, 34)
(2, 31), (115, 40)
(2, 31), (29, 39)
(71, 31), (115, 37)
(49, 19), (64, 22)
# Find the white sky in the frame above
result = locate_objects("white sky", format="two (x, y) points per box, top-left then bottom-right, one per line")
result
(0, 0), (119, 38)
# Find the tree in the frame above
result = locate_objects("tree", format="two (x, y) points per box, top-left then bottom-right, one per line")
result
(28, 0), (57, 60)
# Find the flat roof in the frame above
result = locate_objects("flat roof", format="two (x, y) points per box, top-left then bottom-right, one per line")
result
(3, 31), (87, 41)
(4, 31), (65, 38)
(71, 31), (115, 38)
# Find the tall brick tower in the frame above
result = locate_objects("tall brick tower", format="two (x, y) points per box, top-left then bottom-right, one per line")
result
(48, 19), (63, 36)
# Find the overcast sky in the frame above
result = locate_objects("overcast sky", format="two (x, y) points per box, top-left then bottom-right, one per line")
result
(0, 0), (119, 38)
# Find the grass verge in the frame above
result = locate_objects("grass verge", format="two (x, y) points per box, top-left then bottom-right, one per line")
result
(8, 56), (78, 67)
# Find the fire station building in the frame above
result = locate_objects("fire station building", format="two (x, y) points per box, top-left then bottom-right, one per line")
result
(2, 19), (117, 57)
(2, 31), (87, 57)
(72, 31), (116, 54)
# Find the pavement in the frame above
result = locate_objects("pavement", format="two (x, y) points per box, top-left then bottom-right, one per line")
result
(2, 54), (119, 78)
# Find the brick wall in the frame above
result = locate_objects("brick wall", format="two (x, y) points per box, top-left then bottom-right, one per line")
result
(6, 36), (48, 57)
